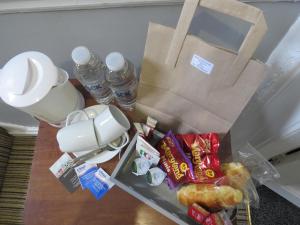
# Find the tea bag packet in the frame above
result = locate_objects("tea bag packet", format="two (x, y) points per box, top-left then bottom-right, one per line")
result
(86, 168), (114, 200)
(74, 163), (98, 190)
(136, 135), (160, 166)
(134, 123), (145, 138)
(142, 116), (158, 139)
(49, 153), (80, 193)
(133, 133), (162, 176)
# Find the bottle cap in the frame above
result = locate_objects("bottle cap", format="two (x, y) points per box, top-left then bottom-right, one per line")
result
(71, 46), (91, 65)
(105, 52), (125, 72)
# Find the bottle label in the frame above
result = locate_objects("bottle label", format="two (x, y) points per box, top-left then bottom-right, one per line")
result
(85, 83), (104, 91)
(85, 82), (110, 97)
(112, 80), (137, 102)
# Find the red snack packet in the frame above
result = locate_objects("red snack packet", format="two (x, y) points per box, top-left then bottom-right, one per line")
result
(157, 131), (195, 188)
(176, 133), (224, 183)
(177, 133), (220, 155)
(204, 213), (224, 225)
(188, 203), (210, 224)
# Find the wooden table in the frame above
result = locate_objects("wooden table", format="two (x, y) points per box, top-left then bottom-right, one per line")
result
(23, 82), (176, 225)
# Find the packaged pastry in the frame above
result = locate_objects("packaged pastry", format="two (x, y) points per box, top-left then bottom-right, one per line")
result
(188, 203), (210, 224)
(157, 131), (195, 188)
(177, 183), (243, 208)
(222, 162), (260, 208)
(176, 133), (223, 183)
(146, 167), (166, 186)
(221, 162), (251, 190)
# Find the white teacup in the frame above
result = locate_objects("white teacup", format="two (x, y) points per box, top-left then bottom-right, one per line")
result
(56, 118), (99, 153)
(94, 105), (130, 147)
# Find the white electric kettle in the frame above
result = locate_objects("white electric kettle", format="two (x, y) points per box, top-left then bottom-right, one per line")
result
(0, 51), (85, 127)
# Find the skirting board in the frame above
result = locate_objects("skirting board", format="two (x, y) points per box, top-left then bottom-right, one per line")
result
(1, 0), (299, 14)
(266, 182), (300, 208)
(0, 122), (39, 136)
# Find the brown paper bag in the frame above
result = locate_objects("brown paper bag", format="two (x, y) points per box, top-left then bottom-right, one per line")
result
(135, 0), (268, 134)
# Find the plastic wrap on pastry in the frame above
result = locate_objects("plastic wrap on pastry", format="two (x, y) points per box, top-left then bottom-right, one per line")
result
(177, 184), (243, 208)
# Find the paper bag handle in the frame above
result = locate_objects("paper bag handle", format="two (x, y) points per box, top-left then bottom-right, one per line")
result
(165, 0), (267, 85)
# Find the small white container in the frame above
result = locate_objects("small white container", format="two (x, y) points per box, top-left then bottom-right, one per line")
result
(0, 51), (84, 127)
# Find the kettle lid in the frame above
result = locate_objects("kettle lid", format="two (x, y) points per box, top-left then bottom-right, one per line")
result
(0, 51), (58, 107)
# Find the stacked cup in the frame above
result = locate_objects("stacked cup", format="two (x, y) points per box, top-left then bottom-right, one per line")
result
(56, 105), (130, 153)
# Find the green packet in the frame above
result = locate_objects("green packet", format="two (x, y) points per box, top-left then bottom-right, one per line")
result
(136, 135), (160, 166)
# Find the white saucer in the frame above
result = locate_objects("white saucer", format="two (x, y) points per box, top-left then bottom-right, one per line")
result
(68, 105), (123, 164)
(72, 145), (122, 164)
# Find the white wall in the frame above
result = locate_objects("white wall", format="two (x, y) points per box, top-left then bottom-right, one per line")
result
(0, 5), (182, 74)
(1, 3), (299, 72)
(232, 16), (300, 158)
(0, 2), (300, 128)
(230, 12), (300, 207)
(0, 100), (39, 127)
(0, 5), (182, 127)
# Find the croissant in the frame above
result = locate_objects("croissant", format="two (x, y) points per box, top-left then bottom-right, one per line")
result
(221, 162), (251, 190)
(177, 184), (243, 208)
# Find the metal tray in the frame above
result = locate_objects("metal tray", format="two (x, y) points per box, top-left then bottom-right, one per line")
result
(111, 133), (198, 225)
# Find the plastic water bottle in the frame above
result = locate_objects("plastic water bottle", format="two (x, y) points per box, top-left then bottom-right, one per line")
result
(105, 52), (138, 110)
(71, 46), (113, 104)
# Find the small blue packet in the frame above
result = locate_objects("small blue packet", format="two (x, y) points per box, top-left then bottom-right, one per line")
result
(86, 168), (114, 200)
(74, 163), (98, 190)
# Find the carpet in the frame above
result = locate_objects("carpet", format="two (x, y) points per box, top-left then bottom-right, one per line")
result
(0, 135), (36, 225)
(252, 185), (300, 225)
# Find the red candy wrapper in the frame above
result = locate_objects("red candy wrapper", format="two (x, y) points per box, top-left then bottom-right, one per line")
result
(176, 133), (224, 183)
(176, 133), (220, 155)
(157, 131), (195, 188)
(204, 213), (224, 225)
(188, 203), (210, 224)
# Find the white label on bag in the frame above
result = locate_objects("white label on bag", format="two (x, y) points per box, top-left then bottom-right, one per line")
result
(191, 54), (214, 74)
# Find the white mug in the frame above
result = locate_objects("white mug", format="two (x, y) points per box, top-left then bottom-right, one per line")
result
(56, 116), (99, 153)
(94, 105), (130, 147)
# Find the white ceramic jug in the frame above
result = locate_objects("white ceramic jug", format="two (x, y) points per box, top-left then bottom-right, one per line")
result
(0, 51), (85, 127)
